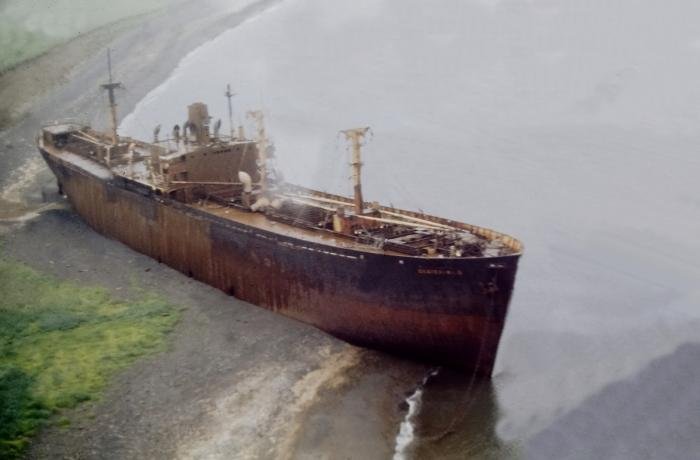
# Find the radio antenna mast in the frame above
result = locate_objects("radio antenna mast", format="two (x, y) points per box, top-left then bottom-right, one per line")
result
(225, 84), (236, 139)
(340, 127), (371, 215)
(100, 49), (123, 145)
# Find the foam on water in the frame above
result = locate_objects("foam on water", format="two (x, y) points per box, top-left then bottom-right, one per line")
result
(392, 368), (440, 460)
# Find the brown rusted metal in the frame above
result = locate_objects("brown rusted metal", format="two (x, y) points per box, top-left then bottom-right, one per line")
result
(37, 103), (522, 378)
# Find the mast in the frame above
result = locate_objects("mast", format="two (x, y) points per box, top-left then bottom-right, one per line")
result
(341, 127), (370, 215)
(225, 84), (236, 139)
(247, 110), (269, 193)
(100, 49), (123, 145)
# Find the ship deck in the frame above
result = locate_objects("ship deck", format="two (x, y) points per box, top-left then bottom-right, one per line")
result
(191, 198), (405, 257)
(39, 126), (522, 260)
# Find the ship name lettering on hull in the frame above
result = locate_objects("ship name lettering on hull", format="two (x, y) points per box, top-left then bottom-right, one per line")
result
(417, 268), (464, 276)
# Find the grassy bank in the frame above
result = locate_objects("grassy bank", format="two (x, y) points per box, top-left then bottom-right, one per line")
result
(0, 256), (180, 458)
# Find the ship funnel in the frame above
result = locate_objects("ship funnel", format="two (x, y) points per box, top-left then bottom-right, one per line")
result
(187, 102), (211, 144)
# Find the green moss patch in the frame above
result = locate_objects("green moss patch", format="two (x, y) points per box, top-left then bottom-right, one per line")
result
(0, 257), (180, 458)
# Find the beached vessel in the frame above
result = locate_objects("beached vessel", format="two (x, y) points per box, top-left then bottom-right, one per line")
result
(37, 60), (522, 377)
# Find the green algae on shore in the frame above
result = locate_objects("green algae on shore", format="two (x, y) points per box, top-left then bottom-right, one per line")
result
(0, 255), (180, 458)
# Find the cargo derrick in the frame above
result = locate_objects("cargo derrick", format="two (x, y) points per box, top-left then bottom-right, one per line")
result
(37, 60), (522, 377)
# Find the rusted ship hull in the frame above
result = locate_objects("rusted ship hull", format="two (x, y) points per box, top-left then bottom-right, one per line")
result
(40, 148), (520, 377)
